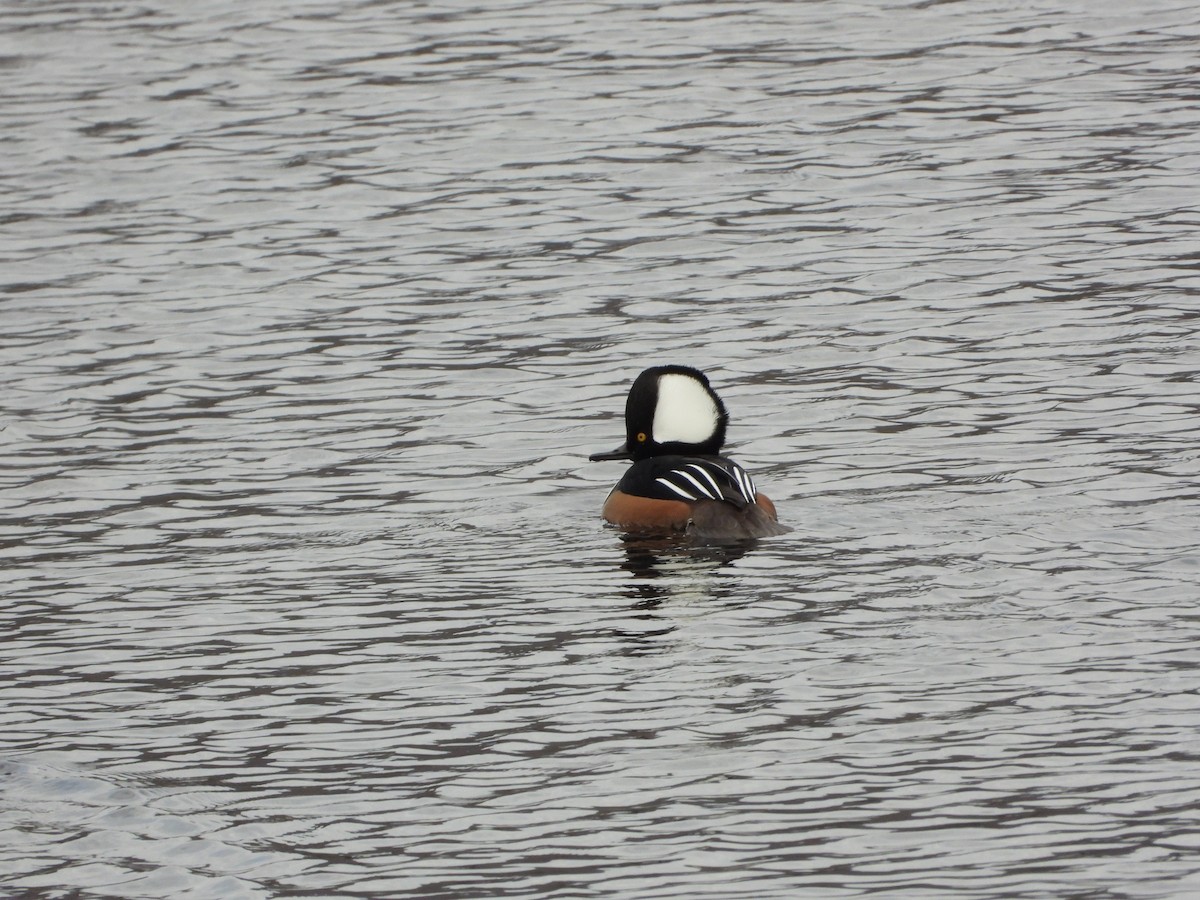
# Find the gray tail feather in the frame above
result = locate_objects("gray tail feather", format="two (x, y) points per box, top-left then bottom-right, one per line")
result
(686, 501), (792, 541)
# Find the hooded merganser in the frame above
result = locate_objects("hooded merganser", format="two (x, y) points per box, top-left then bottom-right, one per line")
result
(589, 365), (789, 540)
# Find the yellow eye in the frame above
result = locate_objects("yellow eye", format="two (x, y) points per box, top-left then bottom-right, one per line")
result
(636, 432), (647, 442)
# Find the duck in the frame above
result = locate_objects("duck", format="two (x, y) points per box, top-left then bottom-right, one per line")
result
(589, 365), (789, 540)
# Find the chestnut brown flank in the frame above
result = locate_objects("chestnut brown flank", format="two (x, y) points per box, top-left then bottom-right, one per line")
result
(602, 490), (692, 530)
(603, 489), (780, 532)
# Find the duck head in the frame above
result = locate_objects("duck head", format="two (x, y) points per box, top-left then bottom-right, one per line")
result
(590, 365), (728, 462)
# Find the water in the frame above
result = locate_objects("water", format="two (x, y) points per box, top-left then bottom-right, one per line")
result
(3, 0), (1200, 896)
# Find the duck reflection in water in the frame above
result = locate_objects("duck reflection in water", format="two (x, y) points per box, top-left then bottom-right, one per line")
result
(614, 532), (761, 609)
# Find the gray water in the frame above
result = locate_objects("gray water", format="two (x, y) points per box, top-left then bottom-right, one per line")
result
(3, 1), (1200, 897)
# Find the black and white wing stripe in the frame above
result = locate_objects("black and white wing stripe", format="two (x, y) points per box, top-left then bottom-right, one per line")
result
(653, 459), (757, 506)
(730, 463), (757, 505)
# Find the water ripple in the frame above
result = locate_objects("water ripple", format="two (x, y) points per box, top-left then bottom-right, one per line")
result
(4, 0), (1200, 897)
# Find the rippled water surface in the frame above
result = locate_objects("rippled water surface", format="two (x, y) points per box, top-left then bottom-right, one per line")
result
(4, 1), (1200, 897)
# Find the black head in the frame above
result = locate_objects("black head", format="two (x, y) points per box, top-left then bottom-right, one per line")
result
(589, 365), (729, 462)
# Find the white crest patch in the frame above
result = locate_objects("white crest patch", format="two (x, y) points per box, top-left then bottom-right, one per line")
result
(652, 373), (719, 445)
